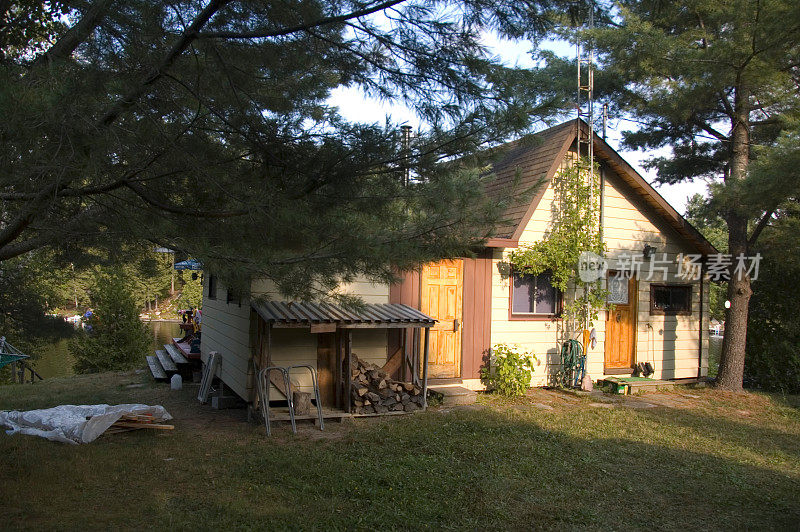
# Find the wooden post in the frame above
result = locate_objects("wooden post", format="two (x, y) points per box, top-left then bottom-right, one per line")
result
(266, 323), (273, 367)
(335, 330), (343, 409)
(412, 327), (420, 386)
(401, 327), (408, 382)
(316, 332), (336, 406)
(344, 330), (353, 413)
(422, 327), (430, 409)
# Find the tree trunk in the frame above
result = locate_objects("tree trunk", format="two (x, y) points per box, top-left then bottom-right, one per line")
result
(717, 214), (751, 391)
(716, 84), (751, 391)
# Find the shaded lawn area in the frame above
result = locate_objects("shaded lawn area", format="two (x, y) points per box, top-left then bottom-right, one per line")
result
(1, 372), (799, 530)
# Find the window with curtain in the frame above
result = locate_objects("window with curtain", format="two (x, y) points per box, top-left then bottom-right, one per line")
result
(511, 270), (561, 316)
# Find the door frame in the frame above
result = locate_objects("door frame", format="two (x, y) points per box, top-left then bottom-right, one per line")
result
(604, 271), (638, 375)
(420, 259), (464, 381)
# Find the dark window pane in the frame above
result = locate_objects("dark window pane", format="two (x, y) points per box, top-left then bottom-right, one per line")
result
(512, 272), (535, 313)
(208, 274), (217, 300)
(652, 286), (669, 310)
(651, 285), (691, 314)
(535, 273), (556, 314)
(512, 271), (560, 315)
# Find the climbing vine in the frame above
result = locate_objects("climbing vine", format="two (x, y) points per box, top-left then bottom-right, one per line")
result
(509, 158), (607, 331)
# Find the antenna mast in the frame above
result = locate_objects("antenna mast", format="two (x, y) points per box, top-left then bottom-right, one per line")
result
(576, 0), (596, 336)
(576, 0), (595, 176)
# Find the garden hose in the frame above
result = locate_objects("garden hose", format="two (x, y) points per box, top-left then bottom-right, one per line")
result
(560, 339), (586, 388)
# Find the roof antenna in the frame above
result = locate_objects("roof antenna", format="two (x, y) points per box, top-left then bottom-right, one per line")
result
(576, 0), (595, 168)
(576, 0), (597, 335)
(400, 125), (412, 186)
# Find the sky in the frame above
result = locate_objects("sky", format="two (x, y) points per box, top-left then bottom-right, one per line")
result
(326, 33), (709, 214)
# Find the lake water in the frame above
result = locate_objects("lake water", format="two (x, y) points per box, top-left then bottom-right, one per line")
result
(30, 321), (183, 379)
(708, 335), (723, 378)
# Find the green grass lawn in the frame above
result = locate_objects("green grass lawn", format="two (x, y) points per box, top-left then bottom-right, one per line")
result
(1, 372), (799, 530)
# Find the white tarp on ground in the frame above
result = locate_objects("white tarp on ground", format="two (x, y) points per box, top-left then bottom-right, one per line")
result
(0, 404), (172, 444)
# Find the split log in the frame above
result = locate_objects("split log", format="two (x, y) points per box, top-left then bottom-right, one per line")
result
(293, 391), (311, 415)
(349, 354), (426, 415)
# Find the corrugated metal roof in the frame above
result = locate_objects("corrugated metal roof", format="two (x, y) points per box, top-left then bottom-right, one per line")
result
(251, 301), (436, 328)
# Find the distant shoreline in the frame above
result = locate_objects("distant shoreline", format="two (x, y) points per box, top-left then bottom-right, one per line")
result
(142, 318), (182, 323)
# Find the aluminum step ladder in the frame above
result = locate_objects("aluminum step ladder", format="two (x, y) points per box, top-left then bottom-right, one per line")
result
(256, 364), (324, 436)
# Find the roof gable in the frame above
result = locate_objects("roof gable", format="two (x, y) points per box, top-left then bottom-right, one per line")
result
(485, 120), (717, 256)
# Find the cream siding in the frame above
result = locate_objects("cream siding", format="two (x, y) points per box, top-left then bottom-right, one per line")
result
(201, 275), (391, 401)
(200, 279), (253, 400)
(491, 157), (709, 386)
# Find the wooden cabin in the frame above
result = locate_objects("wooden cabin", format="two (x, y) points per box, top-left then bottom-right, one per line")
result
(199, 119), (716, 409)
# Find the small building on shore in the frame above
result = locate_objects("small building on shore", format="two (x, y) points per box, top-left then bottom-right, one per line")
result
(200, 120), (716, 412)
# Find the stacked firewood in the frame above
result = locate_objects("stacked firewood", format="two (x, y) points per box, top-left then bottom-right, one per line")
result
(350, 356), (425, 414)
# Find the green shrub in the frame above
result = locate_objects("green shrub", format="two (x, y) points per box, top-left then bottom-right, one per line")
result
(69, 273), (151, 374)
(480, 343), (536, 396)
(177, 269), (203, 309)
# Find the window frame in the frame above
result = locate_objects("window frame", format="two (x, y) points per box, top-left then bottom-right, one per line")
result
(649, 283), (692, 316)
(508, 269), (563, 321)
(226, 287), (242, 307)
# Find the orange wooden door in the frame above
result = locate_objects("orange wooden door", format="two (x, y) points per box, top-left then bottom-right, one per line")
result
(605, 273), (637, 373)
(421, 260), (463, 379)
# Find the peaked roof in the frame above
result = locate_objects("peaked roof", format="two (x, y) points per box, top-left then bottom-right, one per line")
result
(484, 120), (718, 256)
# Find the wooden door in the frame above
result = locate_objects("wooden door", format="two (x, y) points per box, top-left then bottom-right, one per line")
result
(605, 273), (637, 373)
(421, 260), (463, 379)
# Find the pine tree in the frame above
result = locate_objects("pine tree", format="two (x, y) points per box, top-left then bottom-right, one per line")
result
(0, 0), (570, 302)
(69, 272), (151, 373)
(591, 0), (800, 390)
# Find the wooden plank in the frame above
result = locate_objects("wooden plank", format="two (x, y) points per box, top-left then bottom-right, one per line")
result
(317, 332), (336, 406)
(462, 251), (492, 380)
(172, 338), (200, 360)
(103, 427), (139, 435)
(381, 346), (403, 378)
(198, 352), (221, 403)
(146, 355), (167, 380)
(155, 349), (178, 373)
(112, 421), (174, 430)
(310, 323), (336, 334)
(335, 330), (343, 409)
(344, 330), (352, 413)
(266, 407), (410, 422)
(164, 343), (190, 365)
(268, 371), (290, 399)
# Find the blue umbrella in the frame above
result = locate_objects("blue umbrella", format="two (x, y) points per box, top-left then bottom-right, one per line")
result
(174, 258), (203, 271)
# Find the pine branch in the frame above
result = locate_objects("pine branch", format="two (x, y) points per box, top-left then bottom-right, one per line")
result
(748, 207), (776, 248)
(198, 0), (408, 40)
(32, 0), (116, 66)
(124, 182), (248, 218)
(0, 206), (103, 261)
(98, 0), (231, 127)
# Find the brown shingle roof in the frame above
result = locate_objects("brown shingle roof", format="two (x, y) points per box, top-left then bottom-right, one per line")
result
(484, 120), (718, 256)
(485, 121), (575, 239)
